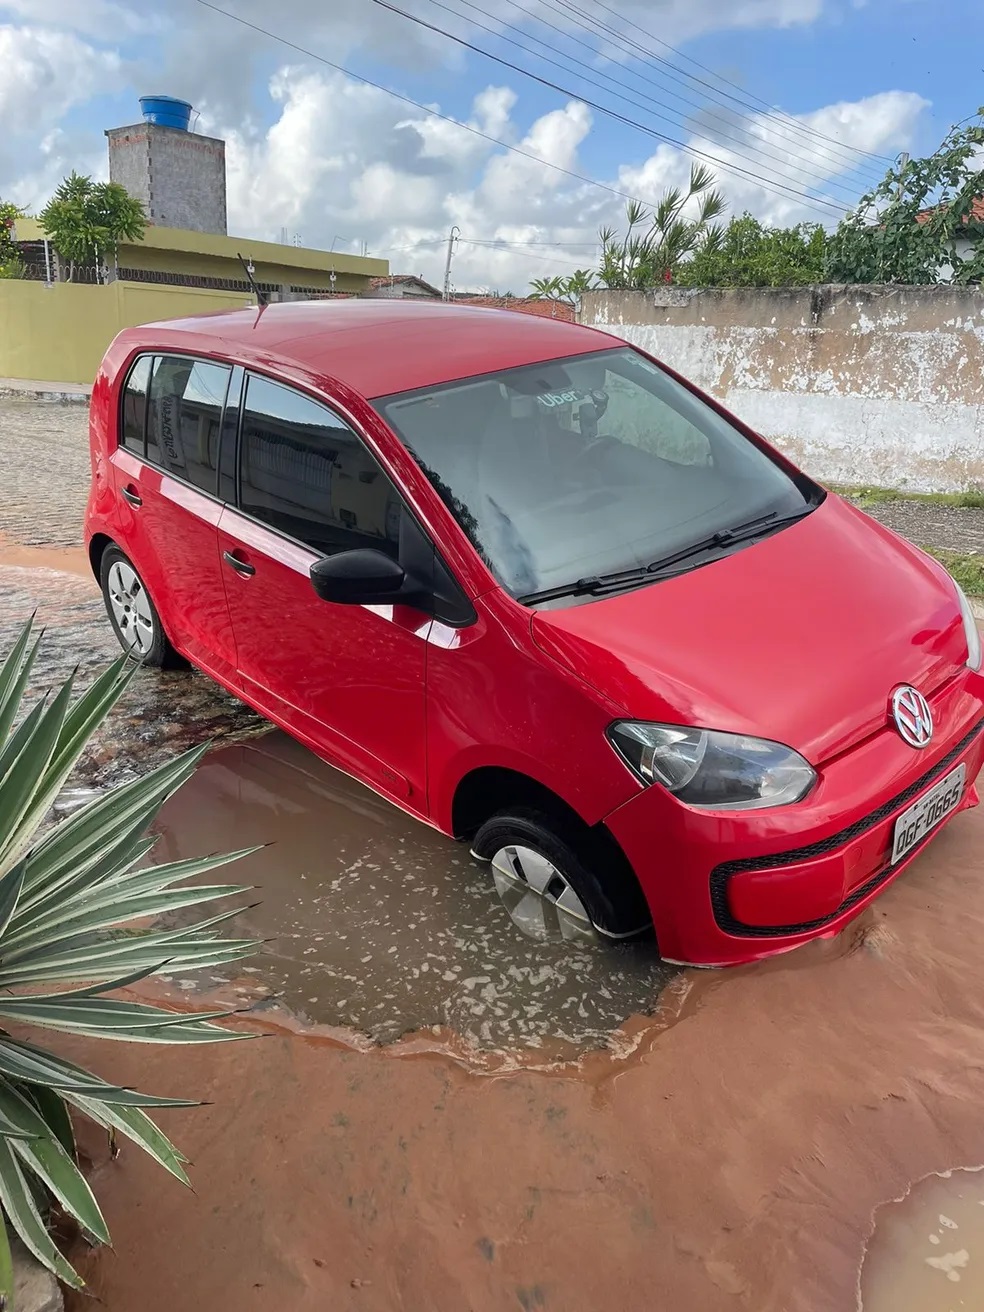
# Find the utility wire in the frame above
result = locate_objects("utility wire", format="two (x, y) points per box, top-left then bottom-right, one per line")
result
(552, 0), (894, 168)
(424, 0), (879, 195)
(193, 0), (718, 218)
(365, 0), (852, 214)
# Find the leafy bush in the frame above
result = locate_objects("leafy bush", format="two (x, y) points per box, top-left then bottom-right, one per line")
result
(676, 213), (826, 288)
(826, 109), (984, 285)
(0, 619), (258, 1297)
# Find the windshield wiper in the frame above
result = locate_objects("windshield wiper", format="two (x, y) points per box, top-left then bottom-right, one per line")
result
(518, 566), (654, 606)
(644, 507), (811, 577)
(517, 505), (815, 606)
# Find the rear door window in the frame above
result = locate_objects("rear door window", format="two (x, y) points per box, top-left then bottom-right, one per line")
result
(146, 356), (232, 495)
(120, 355), (151, 453)
(238, 374), (404, 558)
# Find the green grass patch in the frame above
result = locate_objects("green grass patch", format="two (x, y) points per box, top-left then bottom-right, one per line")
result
(921, 548), (984, 598)
(833, 484), (984, 509)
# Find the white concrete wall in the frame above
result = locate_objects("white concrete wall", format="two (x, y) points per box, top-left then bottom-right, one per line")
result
(579, 285), (984, 492)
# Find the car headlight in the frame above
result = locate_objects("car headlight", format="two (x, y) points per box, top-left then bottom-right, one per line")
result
(608, 722), (816, 810)
(954, 582), (982, 672)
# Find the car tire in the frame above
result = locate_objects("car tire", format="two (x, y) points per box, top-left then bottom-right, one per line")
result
(470, 806), (650, 940)
(99, 545), (183, 669)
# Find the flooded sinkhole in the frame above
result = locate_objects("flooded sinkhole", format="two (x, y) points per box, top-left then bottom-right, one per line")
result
(148, 731), (676, 1054)
(860, 1167), (984, 1311)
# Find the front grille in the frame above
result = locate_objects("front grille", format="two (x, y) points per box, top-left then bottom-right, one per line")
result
(710, 716), (984, 937)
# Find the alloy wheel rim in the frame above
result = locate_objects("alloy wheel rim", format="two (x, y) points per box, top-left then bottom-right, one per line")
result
(107, 561), (155, 656)
(489, 844), (594, 944)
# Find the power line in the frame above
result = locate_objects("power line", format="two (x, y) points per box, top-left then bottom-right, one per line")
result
(552, 0), (894, 168)
(365, 0), (852, 215)
(193, 0), (739, 224)
(423, 0), (879, 196)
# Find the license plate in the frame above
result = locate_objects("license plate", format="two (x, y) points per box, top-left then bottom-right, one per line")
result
(891, 764), (966, 864)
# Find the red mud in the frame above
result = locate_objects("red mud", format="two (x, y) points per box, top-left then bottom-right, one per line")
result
(0, 535), (92, 578)
(53, 800), (984, 1311)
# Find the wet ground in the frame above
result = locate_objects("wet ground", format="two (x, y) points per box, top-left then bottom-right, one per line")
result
(861, 1167), (984, 1309)
(149, 731), (675, 1060)
(1, 398), (983, 1310)
(55, 799), (984, 1312)
(0, 554), (264, 792)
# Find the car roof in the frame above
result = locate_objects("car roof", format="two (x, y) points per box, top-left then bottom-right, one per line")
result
(119, 299), (622, 399)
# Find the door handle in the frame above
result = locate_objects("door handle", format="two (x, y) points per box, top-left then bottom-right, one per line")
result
(120, 485), (142, 507)
(223, 550), (255, 578)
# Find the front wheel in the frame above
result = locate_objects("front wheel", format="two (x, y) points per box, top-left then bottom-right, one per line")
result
(471, 807), (650, 941)
(99, 545), (182, 668)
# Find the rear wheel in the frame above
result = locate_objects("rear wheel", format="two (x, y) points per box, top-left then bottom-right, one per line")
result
(471, 807), (650, 942)
(99, 546), (182, 668)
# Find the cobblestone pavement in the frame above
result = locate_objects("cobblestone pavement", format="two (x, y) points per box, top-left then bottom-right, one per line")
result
(0, 399), (90, 547)
(2, 566), (264, 794)
(0, 399), (263, 793)
(847, 499), (984, 556)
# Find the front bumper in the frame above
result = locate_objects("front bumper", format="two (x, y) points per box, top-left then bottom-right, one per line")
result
(604, 676), (984, 966)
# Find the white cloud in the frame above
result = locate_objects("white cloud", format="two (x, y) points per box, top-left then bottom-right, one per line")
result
(0, 0), (156, 38)
(0, 23), (121, 207)
(618, 90), (928, 230)
(0, 1), (932, 293)
(214, 66), (928, 293)
(0, 25), (121, 126)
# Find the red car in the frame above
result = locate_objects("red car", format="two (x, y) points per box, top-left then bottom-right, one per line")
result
(85, 301), (984, 966)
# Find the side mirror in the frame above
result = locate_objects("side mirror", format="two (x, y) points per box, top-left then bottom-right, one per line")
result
(309, 549), (408, 605)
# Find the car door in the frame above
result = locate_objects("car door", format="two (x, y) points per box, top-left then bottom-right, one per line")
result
(216, 372), (430, 811)
(111, 353), (241, 686)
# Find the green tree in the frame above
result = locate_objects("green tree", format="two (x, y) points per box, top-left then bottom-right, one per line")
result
(528, 269), (596, 306)
(38, 171), (146, 281)
(826, 109), (984, 285)
(676, 213), (827, 287)
(0, 619), (257, 1297)
(596, 164), (727, 289)
(0, 200), (25, 279)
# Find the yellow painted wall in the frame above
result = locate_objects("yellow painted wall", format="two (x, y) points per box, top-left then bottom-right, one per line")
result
(0, 280), (253, 386)
(14, 217), (387, 290)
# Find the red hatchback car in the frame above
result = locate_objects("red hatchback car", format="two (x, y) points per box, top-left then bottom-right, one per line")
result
(85, 301), (984, 966)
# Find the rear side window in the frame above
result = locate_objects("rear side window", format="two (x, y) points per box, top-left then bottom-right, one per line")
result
(239, 374), (403, 558)
(146, 356), (232, 495)
(120, 356), (151, 453)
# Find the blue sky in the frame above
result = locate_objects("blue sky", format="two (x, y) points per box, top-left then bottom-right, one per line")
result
(0, 0), (977, 289)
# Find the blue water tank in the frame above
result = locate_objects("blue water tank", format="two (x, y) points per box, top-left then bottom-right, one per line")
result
(139, 96), (193, 131)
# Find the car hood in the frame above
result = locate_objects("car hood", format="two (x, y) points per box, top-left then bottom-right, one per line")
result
(531, 495), (969, 764)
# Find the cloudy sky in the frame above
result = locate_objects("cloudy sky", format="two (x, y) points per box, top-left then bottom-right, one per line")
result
(0, 0), (974, 292)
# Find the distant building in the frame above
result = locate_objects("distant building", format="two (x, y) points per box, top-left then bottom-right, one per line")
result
(107, 96), (227, 236)
(915, 196), (983, 282)
(365, 274), (442, 299)
(15, 217), (387, 298)
(454, 294), (575, 321)
(16, 95), (387, 296)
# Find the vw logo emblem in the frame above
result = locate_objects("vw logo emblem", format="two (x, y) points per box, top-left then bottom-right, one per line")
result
(891, 685), (934, 749)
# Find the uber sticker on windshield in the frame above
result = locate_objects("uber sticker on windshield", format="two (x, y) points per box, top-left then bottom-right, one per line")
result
(537, 389), (585, 408)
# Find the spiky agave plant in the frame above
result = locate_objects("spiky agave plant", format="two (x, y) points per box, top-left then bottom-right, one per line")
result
(0, 619), (259, 1300)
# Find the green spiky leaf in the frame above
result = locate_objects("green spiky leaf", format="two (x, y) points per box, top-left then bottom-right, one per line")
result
(0, 619), (261, 1298)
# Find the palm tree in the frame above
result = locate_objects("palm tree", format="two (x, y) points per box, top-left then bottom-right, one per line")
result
(597, 164), (727, 290)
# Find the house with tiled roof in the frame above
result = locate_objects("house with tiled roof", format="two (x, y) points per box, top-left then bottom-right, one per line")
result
(915, 196), (983, 281)
(453, 294), (575, 321)
(365, 274), (442, 299)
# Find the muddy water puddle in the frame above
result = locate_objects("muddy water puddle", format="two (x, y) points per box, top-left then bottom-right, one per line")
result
(149, 731), (676, 1056)
(861, 1168), (984, 1310)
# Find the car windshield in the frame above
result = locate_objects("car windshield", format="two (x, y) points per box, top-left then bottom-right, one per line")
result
(375, 347), (817, 602)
